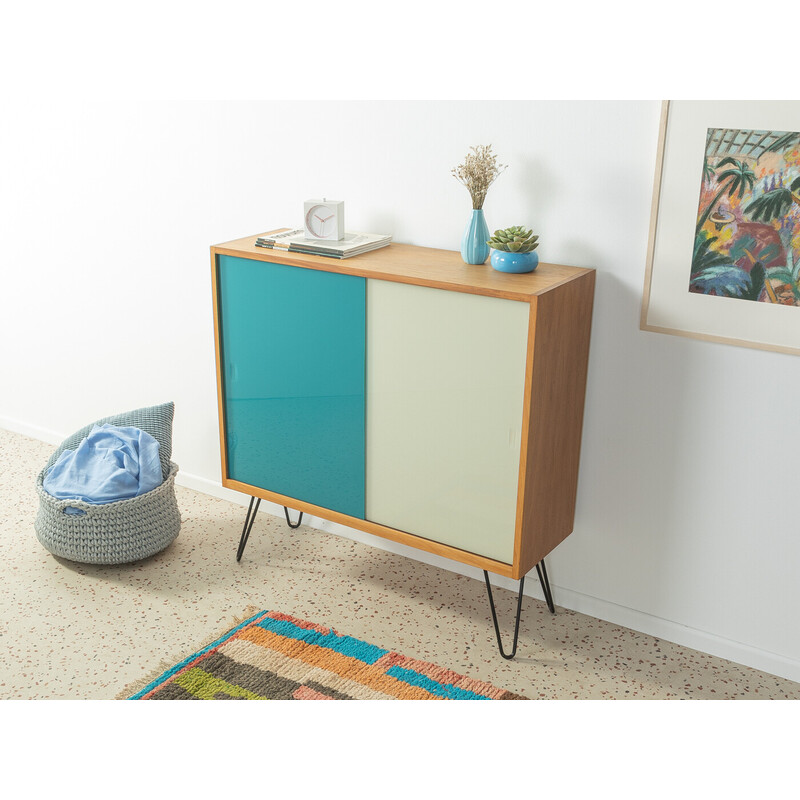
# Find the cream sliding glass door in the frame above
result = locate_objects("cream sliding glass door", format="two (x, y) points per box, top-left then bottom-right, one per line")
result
(366, 280), (529, 564)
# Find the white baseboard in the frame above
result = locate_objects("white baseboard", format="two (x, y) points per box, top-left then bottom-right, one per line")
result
(550, 587), (800, 684)
(5, 415), (799, 684)
(0, 416), (64, 446)
(176, 470), (249, 506)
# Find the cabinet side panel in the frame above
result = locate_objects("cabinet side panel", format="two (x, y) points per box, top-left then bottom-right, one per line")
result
(518, 270), (595, 575)
(366, 280), (528, 565)
(217, 255), (366, 518)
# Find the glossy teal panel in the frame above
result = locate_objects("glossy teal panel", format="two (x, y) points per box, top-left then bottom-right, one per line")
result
(217, 255), (365, 518)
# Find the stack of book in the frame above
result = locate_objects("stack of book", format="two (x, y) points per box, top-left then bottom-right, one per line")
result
(255, 229), (392, 259)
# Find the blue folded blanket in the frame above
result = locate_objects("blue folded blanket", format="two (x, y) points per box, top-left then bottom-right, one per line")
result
(43, 424), (163, 514)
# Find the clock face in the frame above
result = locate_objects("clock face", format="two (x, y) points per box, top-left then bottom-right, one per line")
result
(305, 204), (337, 239)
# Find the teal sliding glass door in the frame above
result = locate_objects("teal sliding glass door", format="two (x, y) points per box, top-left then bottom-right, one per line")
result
(217, 255), (366, 518)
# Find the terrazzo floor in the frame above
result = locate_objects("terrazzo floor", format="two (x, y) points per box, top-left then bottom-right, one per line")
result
(2, 426), (799, 701)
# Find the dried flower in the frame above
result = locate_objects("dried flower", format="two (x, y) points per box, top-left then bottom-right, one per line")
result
(451, 144), (507, 210)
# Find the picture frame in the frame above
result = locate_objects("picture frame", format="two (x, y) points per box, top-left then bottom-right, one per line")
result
(641, 100), (800, 355)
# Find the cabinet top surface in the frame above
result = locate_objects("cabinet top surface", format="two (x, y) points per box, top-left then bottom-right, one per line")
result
(211, 231), (594, 301)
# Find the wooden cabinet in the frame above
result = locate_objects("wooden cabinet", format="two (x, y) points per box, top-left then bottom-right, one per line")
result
(211, 233), (595, 582)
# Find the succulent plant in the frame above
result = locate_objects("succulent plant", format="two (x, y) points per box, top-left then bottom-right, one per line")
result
(487, 226), (539, 253)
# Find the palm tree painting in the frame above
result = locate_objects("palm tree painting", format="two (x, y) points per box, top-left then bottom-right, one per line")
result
(689, 127), (800, 305)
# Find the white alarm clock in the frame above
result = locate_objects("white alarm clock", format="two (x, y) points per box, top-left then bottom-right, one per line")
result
(303, 198), (345, 241)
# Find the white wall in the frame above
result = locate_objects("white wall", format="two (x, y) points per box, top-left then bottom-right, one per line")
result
(3, 100), (799, 682)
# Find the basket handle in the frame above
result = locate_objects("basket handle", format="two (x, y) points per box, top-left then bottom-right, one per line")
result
(62, 506), (87, 517)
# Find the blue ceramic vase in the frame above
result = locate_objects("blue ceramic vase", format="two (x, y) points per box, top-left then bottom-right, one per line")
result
(461, 209), (490, 265)
(490, 249), (539, 274)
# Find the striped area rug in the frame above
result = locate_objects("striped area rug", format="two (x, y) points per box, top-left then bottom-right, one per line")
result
(123, 609), (526, 700)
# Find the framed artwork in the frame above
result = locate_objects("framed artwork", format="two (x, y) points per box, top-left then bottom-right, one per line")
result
(641, 100), (800, 354)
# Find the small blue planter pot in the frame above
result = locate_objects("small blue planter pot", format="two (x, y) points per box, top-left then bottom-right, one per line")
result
(490, 249), (539, 274)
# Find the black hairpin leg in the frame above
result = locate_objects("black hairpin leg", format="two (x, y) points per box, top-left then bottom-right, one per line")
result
(236, 500), (303, 561)
(484, 571), (525, 660)
(284, 507), (304, 529)
(236, 496), (261, 562)
(484, 559), (555, 659)
(536, 560), (556, 614)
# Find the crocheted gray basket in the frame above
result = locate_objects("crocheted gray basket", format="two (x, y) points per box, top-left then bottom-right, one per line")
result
(34, 402), (181, 565)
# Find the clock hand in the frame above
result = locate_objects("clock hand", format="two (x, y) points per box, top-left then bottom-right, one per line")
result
(315, 215), (324, 222)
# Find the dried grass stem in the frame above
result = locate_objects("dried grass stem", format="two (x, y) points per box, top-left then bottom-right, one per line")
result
(451, 144), (507, 209)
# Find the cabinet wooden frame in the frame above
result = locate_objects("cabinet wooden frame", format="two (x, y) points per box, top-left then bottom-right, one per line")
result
(211, 232), (595, 581)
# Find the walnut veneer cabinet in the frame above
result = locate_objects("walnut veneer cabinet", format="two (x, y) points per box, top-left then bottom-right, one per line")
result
(211, 232), (595, 657)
